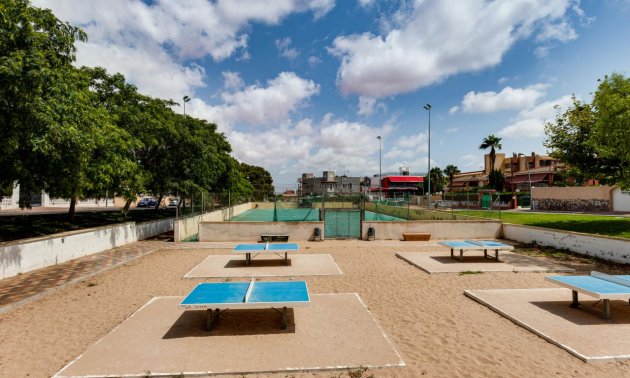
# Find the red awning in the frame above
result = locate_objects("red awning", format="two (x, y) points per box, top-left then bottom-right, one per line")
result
(384, 176), (423, 182)
(507, 173), (548, 184)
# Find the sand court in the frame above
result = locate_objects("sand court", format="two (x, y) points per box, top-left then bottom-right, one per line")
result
(54, 293), (404, 377)
(184, 253), (342, 278)
(396, 251), (575, 274)
(465, 288), (630, 362)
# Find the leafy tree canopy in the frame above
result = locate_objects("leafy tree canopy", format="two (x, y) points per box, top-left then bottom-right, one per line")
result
(544, 79), (626, 187)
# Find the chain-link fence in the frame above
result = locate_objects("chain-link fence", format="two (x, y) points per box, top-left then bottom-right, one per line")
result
(173, 190), (251, 220)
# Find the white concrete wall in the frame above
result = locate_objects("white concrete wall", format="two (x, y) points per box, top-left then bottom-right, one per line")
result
(612, 188), (630, 212)
(0, 218), (174, 279)
(0, 182), (20, 210)
(136, 218), (173, 240)
(503, 223), (630, 264)
(173, 214), (204, 242)
(361, 221), (503, 240)
(42, 195), (115, 207)
(199, 221), (324, 242)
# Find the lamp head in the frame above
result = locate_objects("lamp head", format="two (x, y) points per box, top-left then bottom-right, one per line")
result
(183, 95), (191, 103)
(423, 104), (431, 110)
(377, 135), (381, 140)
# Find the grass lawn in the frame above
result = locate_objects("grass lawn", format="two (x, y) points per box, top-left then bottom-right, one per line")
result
(454, 210), (630, 239)
(0, 208), (176, 243)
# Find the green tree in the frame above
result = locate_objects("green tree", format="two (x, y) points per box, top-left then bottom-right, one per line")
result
(0, 0), (87, 202)
(544, 96), (621, 185)
(591, 74), (630, 188)
(239, 163), (275, 200)
(424, 167), (444, 194)
(479, 134), (503, 171)
(38, 67), (139, 220)
(488, 169), (505, 192)
(82, 67), (148, 213)
(444, 164), (460, 193)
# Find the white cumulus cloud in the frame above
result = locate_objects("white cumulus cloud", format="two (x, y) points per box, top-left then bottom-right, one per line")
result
(329, 0), (579, 98)
(189, 72), (320, 129)
(34, 0), (334, 99)
(497, 95), (574, 139)
(460, 84), (548, 113)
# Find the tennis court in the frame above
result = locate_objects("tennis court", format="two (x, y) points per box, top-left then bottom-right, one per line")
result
(230, 208), (319, 221)
(229, 208), (405, 222)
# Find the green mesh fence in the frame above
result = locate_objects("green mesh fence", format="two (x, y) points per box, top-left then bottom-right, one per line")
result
(229, 207), (320, 221)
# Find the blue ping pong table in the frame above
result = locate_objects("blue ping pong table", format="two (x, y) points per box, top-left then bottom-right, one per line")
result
(233, 242), (299, 265)
(438, 240), (514, 261)
(546, 271), (630, 320)
(180, 279), (310, 330)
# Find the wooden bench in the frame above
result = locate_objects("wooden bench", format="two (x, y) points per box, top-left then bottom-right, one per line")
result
(402, 233), (431, 241)
(260, 234), (289, 242)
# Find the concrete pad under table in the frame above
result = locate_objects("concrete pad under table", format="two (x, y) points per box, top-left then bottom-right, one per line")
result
(396, 251), (574, 274)
(54, 294), (404, 377)
(465, 288), (630, 362)
(184, 254), (342, 278)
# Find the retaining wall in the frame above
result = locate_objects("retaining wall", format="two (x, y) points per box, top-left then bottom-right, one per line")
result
(361, 221), (503, 240)
(0, 218), (174, 279)
(612, 188), (630, 212)
(199, 221), (324, 242)
(503, 223), (630, 264)
(532, 186), (614, 211)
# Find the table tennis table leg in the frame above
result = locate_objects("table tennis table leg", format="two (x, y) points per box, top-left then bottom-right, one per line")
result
(484, 249), (487, 258)
(284, 252), (288, 265)
(281, 307), (288, 329)
(450, 249), (454, 259)
(603, 299), (611, 320)
(570, 290), (579, 308)
(206, 308), (220, 331)
(246, 252), (251, 265)
(494, 249), (499, 261)
(459, 249), (464, 261)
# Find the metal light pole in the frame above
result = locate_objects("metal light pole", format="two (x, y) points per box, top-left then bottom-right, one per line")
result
(424, 104), (431, 210)
(183, 95), (190, 212)
(518, 153), (533, 210)
(377, 136), (382, 200)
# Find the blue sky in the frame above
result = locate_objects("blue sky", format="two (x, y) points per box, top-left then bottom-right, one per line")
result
(35, 0), (630, 191)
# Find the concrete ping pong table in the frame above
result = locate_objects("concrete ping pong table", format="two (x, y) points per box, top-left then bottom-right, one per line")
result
(179, 279), (310, 330)
(438, 240), (514, 261)
(546, 271), (630, 320)
(233, 242), (299, 265)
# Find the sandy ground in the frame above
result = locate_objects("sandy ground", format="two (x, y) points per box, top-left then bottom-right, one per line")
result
(1, 240), (629, 377)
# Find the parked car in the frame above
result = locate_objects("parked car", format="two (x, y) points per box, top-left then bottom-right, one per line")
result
(137, 197), (157, 208)
(167, 198), (180, 207)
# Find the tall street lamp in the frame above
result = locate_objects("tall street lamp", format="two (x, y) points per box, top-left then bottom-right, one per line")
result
(423, 103), (431, 210)
(518, 153), (533, 210)
(183, 95), (190, 117)
(377, 135), (382, 200)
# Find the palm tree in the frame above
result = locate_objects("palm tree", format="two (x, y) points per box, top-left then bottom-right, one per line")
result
(479, 134), (503, 171)
(444, 164), (460, 193)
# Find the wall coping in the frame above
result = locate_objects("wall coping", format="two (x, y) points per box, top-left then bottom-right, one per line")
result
(0, 218), (175, 248)
(503, 222), (630, 243)
(0, 221), (137, 248)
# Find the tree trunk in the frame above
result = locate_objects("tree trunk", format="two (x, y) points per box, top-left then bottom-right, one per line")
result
(68, 197), (77, 222)
(122, 199), (132, 218)
(154, 195), (163, 210)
